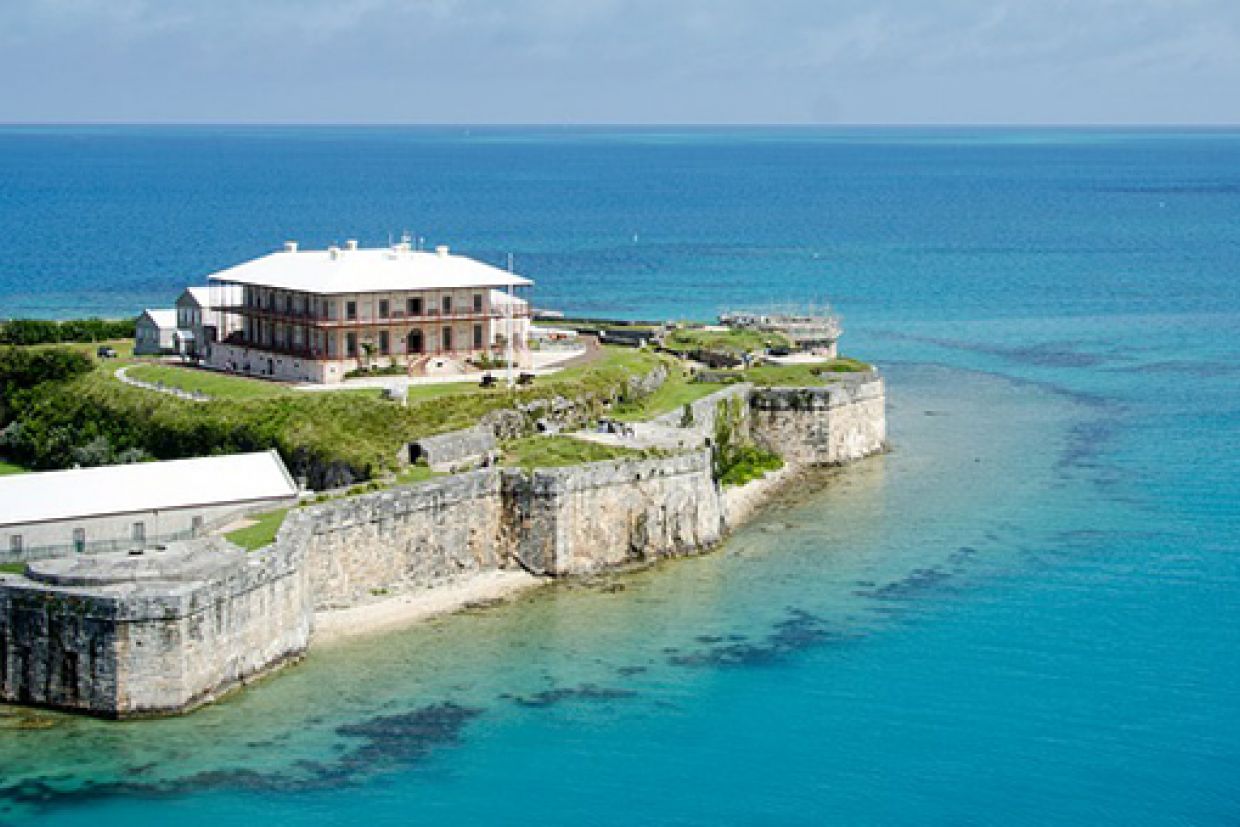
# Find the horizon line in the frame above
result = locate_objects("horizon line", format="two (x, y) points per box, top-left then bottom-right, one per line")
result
(2, 121), (1240, 129)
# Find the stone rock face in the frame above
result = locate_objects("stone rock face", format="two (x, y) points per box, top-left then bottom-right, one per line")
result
(502, 451), (725, 576)
(749, 374), (887, 465)
(298, 470), (504, 609)
(0, 538), (311, 718)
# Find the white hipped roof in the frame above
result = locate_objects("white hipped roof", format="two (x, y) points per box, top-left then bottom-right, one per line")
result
(140, 309), (178, 329)
(180, 285), (242, 308)
(0, 451), (298, 528)
(207, 244), (533, 295)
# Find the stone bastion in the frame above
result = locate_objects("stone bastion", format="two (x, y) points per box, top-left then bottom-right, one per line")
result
(0, 373), (886, 718)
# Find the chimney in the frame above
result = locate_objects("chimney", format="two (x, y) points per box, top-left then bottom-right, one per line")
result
(328, 245), (341, 260)
(284, 241), (298, 253)
(345, 239), (358, 251)
(436, 245), (450, 258)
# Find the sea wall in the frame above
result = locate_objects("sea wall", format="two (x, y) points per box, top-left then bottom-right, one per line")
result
(0, 539), (311, 718)
(749, 374), (887, 465)
(0, 375), (886, 718)
(297, 470), (504, 609)
(502, 450), (725, 576)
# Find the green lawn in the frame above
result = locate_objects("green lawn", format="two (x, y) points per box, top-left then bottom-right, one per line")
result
(741, 357), (871, 387)
(390, 464), (443, 486)
(612, 366), (726, 421)
(501, 435), (647, 469)
(0, 459), (28, 476)
(126, 364), (293, 400)
(662, 327), (791, 356)
(0, 563), (26, 574)
(224, 508), (290, 551)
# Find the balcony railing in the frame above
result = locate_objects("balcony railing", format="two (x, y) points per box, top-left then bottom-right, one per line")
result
(216, 305), (529, 328)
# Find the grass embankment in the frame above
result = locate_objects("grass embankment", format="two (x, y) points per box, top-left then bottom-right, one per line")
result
(662, 327), (791, 356)
(125, 364), (294, 400)
(612, 364), (723, 421)
(0, 460), (28, 475)
(3, 345), (673, 485)
(500, 436), (648, 469)
(740, 357), (871, 387)
(224, 508), (289, 551)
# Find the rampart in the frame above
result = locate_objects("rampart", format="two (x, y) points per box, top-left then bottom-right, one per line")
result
(0, 539), (311, 718)
(0, 372), (885, 717)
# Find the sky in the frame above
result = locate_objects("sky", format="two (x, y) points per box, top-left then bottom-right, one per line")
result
(1, 0), (1238, 124)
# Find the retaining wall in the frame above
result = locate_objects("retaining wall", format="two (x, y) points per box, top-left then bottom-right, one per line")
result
(749, 374), (887, 465)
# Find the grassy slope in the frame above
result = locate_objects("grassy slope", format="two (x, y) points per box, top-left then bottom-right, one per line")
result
(16, 346), (669, 479)
(224, 509), (289, 551)
(0, 460), (28, 475)
(741, 357), (871, 387)
(612, 364), (724, 421)
(126, 364), (293, 400)
(500, 435), (647, 469)
(662, 327), (791, 355)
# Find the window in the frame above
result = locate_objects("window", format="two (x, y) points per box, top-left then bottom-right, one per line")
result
(473, 293), (483, 313)
(9, 535), (21, 554)
(407, 297), (423, 316)
(379, 330), (390, 354)
(191, 516), (204, 537)
(442, 327), (453, 351)
(346, 301), (357, 321)
(73, 528), (86, 554)
(132, 522), (146, 545)
(346, 332), (358, 356)
(473, 324), (483, 349)
(379, 299), (390, 319)
(442, 295), (452, 314)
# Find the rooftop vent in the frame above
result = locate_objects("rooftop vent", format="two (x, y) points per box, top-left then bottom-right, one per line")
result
(436, 245), (450, 258)
(284, 241), (298, 253)
(345, 239), (358, 251)
(328, 245), (341, 260)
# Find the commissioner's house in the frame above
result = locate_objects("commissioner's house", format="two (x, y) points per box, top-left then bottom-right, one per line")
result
(205, 240), (533, 383)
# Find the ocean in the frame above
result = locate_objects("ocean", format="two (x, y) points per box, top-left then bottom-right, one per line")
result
(1, 126), (1238, 825)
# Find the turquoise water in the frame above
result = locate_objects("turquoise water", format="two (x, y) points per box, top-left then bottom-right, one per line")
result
(1, 128), (1239, 824)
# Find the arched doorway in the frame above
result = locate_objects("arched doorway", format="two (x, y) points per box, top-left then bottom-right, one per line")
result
(407, 329), (424, 354)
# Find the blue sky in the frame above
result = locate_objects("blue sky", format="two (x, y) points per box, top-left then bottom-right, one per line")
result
(2, 0), (1238, 124)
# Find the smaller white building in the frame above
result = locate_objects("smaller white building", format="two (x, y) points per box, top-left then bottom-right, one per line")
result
(0, 451), (299, 562)
(134, 309), (178, 356)
(175, 285), (243, 360)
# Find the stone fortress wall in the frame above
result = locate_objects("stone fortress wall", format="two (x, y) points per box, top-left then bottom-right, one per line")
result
(0, 373), (885, 718)
(0, 538), (311, 718)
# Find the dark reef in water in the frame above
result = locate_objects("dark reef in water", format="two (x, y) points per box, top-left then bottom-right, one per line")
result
(0, 702), (482, 814)
(502, 684), (637, 708)
(665, 608), (848, 668)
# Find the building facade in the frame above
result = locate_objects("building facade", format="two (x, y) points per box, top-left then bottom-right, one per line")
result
(204, 240), (533, 383)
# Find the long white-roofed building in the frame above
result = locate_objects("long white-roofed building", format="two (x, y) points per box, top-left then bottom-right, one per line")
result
(204, 239), (534, 383)
(0, 451), (299, 563)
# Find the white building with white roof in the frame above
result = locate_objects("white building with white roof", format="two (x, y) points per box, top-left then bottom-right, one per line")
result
(0, 451), (299, 563)
(134, 308), (178, 356)
(204, 239), (534, 383)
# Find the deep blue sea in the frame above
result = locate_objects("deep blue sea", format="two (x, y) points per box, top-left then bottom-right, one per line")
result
(1, 127), (1238, 825)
